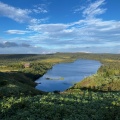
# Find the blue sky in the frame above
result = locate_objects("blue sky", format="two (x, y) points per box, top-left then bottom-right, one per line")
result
(0, 0), (120, 54)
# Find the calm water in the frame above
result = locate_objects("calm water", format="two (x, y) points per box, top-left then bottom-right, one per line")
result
(35, 59), (101, 92)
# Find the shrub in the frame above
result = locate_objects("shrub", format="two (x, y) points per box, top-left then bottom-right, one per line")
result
(0, 80), (8, 86)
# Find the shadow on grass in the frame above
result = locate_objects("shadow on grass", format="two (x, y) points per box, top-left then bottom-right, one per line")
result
(0, 72), (46, 98)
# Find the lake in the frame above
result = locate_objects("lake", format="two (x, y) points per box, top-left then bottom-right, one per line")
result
(35, 59), (101, 92)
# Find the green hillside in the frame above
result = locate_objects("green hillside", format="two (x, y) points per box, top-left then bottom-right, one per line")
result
(0, 53), (120, 120)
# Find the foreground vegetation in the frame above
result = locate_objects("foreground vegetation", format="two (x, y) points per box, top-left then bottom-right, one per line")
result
(0, 53), (120, 120)
(1, 92), (120, 120)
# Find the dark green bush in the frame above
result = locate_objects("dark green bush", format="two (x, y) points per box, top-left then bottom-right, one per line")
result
(0, 80), (8, 86)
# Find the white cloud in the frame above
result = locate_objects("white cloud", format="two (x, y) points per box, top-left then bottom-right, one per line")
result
(33, 4), (48, 14)
(6, 30), (30, 35)
(28, 24), (68, 32)
(0, 2), (47, 24)
(0, 1), (32, 23)
(73, 0), (106, 19)
(83, 0), (106, 18)
(28, 17), (120, 40)
(27, 15), (120, 51)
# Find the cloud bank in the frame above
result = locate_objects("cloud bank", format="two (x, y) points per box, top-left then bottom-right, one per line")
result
(0, 41), (30, 48)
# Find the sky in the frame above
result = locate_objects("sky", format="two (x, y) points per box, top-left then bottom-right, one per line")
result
(0, 0), (120, 54)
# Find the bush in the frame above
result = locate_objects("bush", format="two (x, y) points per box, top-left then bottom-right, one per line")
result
(0, 80), (8, 86)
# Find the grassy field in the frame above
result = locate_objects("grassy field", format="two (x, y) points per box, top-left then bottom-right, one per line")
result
(0, 53), (120, 120)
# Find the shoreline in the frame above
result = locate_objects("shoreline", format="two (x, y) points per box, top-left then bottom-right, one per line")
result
(35, 59), (101, 92)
